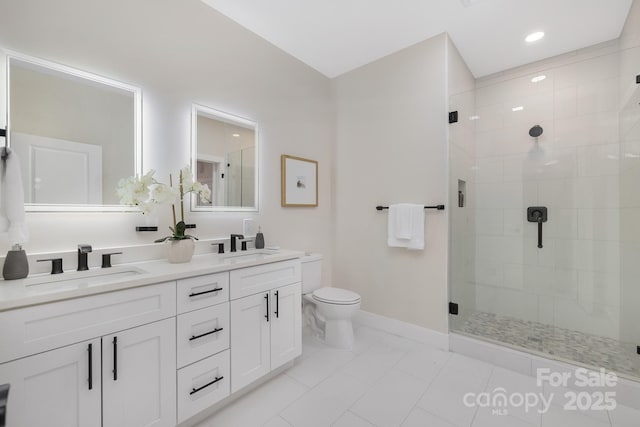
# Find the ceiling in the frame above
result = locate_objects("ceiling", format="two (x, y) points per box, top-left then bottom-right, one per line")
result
(201, 0), (633, 78)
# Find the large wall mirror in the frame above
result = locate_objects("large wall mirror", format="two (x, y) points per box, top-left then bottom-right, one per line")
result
(5, 51), (142, 211)
(191, 105), (258, 212)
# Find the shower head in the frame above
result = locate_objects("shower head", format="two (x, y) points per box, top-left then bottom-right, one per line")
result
(529, 125), (543, 138)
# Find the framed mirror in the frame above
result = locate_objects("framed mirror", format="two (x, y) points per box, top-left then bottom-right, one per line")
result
(191, 105), (258, 212)
(5, 51), (142, 211)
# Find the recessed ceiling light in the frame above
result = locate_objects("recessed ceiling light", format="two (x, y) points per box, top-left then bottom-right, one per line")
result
(512, 106), (524, 112)
(531, 75), (546, 83)
(525, 31), (545, 43)
(232, 133), (240, 137)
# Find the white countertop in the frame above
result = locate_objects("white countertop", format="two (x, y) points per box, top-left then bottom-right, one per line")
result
(0, 249), (304, 312)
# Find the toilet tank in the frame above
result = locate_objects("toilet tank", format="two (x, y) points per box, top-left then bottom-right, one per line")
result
(301, 253), (323, 294)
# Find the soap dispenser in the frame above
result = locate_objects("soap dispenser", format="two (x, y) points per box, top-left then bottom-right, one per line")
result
(3, 244), (29, 280)
(255, 226), (265, 249)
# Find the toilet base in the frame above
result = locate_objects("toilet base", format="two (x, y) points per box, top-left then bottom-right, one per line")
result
(325, 319), (354, 349)
(303, 296), (359, 350)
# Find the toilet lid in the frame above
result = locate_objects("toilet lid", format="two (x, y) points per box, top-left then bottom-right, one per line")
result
(312, 287), (361, 305)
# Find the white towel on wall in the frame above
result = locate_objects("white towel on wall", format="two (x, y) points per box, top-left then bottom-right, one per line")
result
(1, 148), (28, 244)
(387, 203), (424, 250)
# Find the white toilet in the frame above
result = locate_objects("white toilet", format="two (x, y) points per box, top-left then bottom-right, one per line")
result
(301, 253), (361, 349)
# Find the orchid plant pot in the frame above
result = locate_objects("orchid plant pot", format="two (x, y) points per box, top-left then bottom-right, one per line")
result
(166, 238), (195, 264)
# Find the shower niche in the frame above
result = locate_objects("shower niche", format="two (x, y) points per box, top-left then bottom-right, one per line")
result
(457, 179), (466, 208)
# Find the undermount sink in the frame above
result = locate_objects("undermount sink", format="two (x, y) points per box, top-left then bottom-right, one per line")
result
(221, 249), (277, 264)
(22, 266), (147, 290)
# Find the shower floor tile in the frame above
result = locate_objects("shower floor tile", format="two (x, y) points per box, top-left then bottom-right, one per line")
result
(456, 311), (640, 380)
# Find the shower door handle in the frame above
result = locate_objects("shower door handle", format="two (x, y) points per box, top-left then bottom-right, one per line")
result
(527, 207), (548, 249)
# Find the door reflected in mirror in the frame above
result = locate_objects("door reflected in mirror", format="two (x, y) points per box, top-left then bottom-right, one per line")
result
(192, 105), (258, 211)
(6, 52), (141, 211)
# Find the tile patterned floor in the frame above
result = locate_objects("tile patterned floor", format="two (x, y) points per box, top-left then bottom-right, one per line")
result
(456, 311), (640, 379)
(194, 326), (640, 427)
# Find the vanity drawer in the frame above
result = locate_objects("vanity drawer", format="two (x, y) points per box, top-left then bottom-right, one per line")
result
(177, 350), (230, 424)
(0, 282), (176, 364)
(177, 272), (229, 314)
(177, 303), (229, 368)
(229, 259), (301, 300)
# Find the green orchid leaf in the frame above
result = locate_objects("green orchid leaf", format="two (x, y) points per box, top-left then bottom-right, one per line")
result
(175, 221), (187, 238)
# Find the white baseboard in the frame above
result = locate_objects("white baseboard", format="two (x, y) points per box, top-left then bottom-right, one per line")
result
(354, 310), (449, 351)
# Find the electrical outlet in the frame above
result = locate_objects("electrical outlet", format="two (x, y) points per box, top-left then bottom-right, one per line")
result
(243, 218), (255, 237)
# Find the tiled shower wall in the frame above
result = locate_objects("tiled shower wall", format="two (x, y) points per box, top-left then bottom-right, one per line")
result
(471, 33), (640, 343)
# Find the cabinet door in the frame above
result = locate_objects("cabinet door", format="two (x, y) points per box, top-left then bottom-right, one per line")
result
(270, 283), (302, 370)
(230, 292), (270, 393)
(102, 318), (176, 427)
(0, 338), (101, 427)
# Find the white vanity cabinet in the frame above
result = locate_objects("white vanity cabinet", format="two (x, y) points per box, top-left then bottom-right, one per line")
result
(0, 282), (177, 427)
(0, 252), (304, 427)
(230, 260), (302, 393)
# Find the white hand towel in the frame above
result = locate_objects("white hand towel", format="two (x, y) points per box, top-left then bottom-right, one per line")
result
(387, 203), (424, 250)
(392, 203), (413, 240)
(1, 148), (28, 244)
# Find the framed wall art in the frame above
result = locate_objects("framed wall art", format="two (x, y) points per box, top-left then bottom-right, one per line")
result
(281, 155), (318, 207)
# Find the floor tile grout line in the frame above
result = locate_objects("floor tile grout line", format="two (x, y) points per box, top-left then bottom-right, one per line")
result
(393, 350), (453, 385)
(383, 347), (457, 426)
(337, 336), (433, 426)
(279, 327), (416, 424)
(261, 415), (293, 427)
(277, 347), (368, 426)
(330, 410), (377, 427)
(467, 366), (495, 427)
(406, 352), (458, 425)
(342, 340), (418, 405)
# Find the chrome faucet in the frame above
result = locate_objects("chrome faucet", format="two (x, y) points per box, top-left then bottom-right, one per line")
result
(77, 244), (92, 271)
(230, 234), (244, 252)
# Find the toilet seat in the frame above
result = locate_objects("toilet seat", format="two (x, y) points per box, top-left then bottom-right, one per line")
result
(312, 287), (361, 305)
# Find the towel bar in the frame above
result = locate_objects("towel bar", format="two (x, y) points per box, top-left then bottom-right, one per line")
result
(376, 204), (445, 211)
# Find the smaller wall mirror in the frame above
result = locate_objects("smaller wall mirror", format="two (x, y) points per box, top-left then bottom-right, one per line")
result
(5, 50), (142, 211)
(191, 105), (258, 211)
